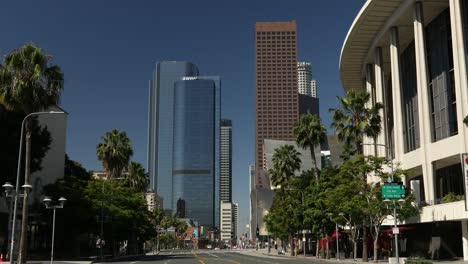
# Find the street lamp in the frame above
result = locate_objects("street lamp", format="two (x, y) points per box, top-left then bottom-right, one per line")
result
(327, 213), (340, 260)
(42, 196), (66, 264)
(11, 111), (65, 264)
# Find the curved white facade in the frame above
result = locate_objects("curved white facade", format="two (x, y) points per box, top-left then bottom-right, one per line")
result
(341, 0), (468, 260)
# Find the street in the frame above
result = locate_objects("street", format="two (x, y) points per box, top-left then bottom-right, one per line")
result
(103, 249), (325, 264)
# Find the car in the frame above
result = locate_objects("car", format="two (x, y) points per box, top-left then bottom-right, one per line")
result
(214, 247), (220, 250)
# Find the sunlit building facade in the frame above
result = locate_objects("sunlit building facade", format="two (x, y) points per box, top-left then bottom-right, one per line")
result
(340, 0), (468, 259)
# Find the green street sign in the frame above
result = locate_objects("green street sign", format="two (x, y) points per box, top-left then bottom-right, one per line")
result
(382, 182), (406, 199)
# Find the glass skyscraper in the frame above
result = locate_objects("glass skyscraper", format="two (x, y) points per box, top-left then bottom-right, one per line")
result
(148, 62), (220, 228)
(148, 62), (199, 212)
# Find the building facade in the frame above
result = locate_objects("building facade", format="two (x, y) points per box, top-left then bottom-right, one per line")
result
(220, 119), (232, 203)
(298, 62), (312, 97)
(248, 164), (255, 240)
(255, 21), (299, 189)
(311, 79), (317, 98)
(232, 202), (238, 243)
(340, 0), (468, 260)
(148, 61), (199, 212)
(172, 77), (218, 227)
(220, 201), (233, 242)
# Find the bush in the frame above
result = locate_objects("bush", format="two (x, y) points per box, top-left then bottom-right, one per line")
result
(406, 257), (432, 264)
(441, 192), (464, 203)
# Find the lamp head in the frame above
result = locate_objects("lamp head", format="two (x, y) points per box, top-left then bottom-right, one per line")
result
(58, 196), (67, 206)
(2, 182), (13, 194)
(22, 184), (32, 192)
(384, 198), (391, 204)
(43, 197), (52, 206)
(398, 198), (405, 205)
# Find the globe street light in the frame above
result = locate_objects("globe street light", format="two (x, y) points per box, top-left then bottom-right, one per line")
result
(42, 197), (67, 264)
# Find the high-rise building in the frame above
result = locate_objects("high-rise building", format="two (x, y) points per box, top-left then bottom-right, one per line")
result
(311, 79), (317, 98)
(220, 201), (233, 242)
(220, 119), (232, 203)
(148, 61), (199, 213)
(172, 77), (219, 227)
(232, 202), (238, 242)
(148, 62), (220, 228)
(297, 62), (312, 97)
(248, 164), (255, 240)
(255, 21), (298, 189)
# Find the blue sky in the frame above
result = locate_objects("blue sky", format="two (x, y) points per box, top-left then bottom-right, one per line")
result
(1, 0), (365, 233)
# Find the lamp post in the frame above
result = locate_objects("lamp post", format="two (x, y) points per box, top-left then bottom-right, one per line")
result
(42, 197), (67, 264)
(11, 111), (65, 264)
(361, 142), (401, 264)
(2, 182), (14, 258)
(327, 213), (340, 260)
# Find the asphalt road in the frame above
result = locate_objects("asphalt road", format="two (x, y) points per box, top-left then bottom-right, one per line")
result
(105, 249), (323, 264)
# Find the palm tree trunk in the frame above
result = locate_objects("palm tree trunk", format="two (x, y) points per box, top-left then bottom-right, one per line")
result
(18, 125), (31, 264)
(310, 147), (319, 183)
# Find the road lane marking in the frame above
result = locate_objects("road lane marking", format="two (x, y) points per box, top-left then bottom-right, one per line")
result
(193, 252), (205, 264)
(207, 252), (220, 258)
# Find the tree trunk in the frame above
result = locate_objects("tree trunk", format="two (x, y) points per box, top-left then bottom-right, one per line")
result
(290, 236), (295, 256)
(353, 241), (358, 260)
(373, 236), (379, 262)
(316, 236), (320, 258)
(326, 234), (330, 259)
(362, 226), (368, 262)
(310, 146), (319, 183)
(18, 127), (31, 264)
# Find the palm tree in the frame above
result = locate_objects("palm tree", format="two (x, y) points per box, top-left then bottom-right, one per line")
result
(293, 113), (327, 182)
(269, 145), (301, 189)
(127, 161), (149, 192)
(329, 91), (383, 159)
(0, 43), (64, 264)
(96, 129), (133, 179)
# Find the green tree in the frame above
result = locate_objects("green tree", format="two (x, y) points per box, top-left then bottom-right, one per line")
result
(293, 113), (327, 182)
(269, 145), (301, 189)
(96, 129), (133, 179)
(0, 43), (64, 264)
(329, 91), (383, 159)
(126, 161), (149, 192)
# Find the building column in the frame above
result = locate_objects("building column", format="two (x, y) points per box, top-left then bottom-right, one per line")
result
(449, 0), (468, 152)
(366, 64), (376, 156)
(462, 220), (468, 261)
(390, 27), (405, 162)
(374, 47), (387, 158)
(413, 1), (436, 204)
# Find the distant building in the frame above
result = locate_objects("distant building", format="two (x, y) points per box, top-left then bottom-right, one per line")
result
(146, 192), (163, 212)
(311, 79), (317, 98)
(220, 119), (232, 203)
(220, 201), (233, 242)
(176, 198), (186, 218)
(299, 94), (319, 116)
(255, 21), (298, 190)
(298, 62), (312, 97)
(232, 202), (238, 242)
(248, 164), (256, 240)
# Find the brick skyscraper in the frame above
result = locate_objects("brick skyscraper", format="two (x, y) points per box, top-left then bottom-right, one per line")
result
(255, 21), (298, 188)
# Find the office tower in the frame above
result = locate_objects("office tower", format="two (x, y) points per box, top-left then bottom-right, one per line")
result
(232, 202), (238, 242)
(176, 198), (186, 218)
(148, 61), (199, 212)
(220, 201), (233, 242)
(297, 62), (312, 97)
(220, 119), (232, 203)
(172, 77), (219, 227)
(255, 21), (298, 189)
(311, 79), (317, 98)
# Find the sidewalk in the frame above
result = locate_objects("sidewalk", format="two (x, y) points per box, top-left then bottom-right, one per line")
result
(237, 249), (467, 264)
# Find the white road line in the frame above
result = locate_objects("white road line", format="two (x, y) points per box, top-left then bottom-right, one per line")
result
(207, 252), (220, 258)
(164, 255), (174, 264)
(130, 262), (138, 264)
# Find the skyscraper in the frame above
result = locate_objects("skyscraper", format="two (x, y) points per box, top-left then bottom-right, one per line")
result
(148, 61), (199, 212)
(172, 77), (219, 227)
(255, 21), (298, 189)
(232, 202), (238, 242)
(220, 119), (232, 203)
(297, 62), (312, 97)
(311, 79), (317, 98)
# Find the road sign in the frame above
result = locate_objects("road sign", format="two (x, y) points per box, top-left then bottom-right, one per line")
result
(382, 182), (406, 199)
(392, 227), (399, 234)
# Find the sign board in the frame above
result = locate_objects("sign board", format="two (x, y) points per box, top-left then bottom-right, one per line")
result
(382, 182), (406, 199)
(193, 229), (198, 237)
(392, 227), (399, 234)
(462, 153), (468, 211)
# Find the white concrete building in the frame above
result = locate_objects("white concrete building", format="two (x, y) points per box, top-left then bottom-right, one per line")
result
(311, 79), (317, 98)
(340, 0), (468, 260)
(146, 192), (163, 212)
(298, 62), (313, 97)
(232, 202), (238, 242)
(220, 201), (233, 242)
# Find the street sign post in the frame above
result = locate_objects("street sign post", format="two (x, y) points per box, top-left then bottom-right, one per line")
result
(382, 182), (406, 199)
